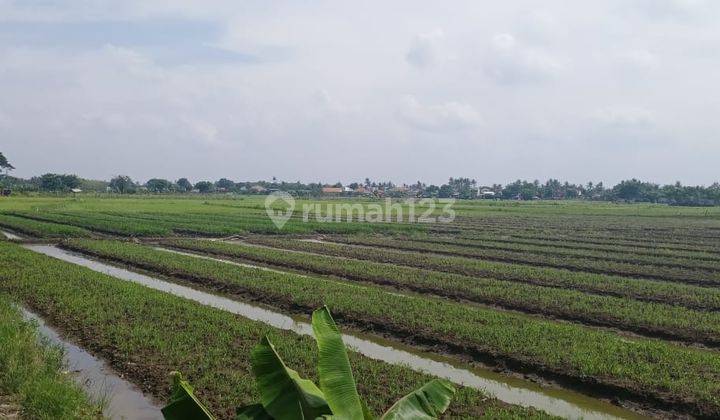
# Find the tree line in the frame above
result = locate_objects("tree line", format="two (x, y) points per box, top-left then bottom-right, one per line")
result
(1, 152), (719, 206)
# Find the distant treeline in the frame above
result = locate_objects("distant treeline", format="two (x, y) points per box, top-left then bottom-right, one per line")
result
(2, 173), (719, 206)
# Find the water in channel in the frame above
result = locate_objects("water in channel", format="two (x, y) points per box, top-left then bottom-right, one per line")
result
(1, 230), (22, 240)
(21, 307), (163, 419)
(24, 244), (646, 420)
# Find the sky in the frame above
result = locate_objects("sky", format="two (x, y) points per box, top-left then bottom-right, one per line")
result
(1, 0), (719, 186)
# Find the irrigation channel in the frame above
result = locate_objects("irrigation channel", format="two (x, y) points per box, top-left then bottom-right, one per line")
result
(21, 308), (162, 419)
(24, 244), (646, 420)
(1, 230), (22, 240)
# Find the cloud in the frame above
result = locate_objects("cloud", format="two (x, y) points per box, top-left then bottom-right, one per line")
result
(1, 1), (720, 185)
(618, 49), (660, 69)
(396, 95), (482, 132)
(591, 106), (655, 128)
(630, 0), (717, 21)
(483, 33), (566, 84)
(406, 29), (445, 68)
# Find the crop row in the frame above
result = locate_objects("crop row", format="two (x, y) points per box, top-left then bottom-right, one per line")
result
(60, 239), (720, 417)
(439, 222), (720, 248)
(11, 211), (171, 236)
(162, 238), (720, 346)
(0, 241), (539, 419)
(329, 236), (720, 286)
(449, 211), (720, 232)
(134, 211), (424, 235)
(0, 213), (92, 238)
(446, 233), (720, 262)
(9, 209), (422, 237)
(395, 235), (720, 271)
(458, 229), (720, 255)
(242, 236), (720, 311)
(436, 215), (720, 243)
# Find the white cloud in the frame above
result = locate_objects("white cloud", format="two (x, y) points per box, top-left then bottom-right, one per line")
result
(618, 49), (660, 69)
(631, 0), (717, 21)
(591, 106), (655, 128)
(1, 1), (720, 185)
(406, 29), (445, 68)
(483, 33), (567, 84)
(491, 33), (517, 50)
(396, 95), (482, 132)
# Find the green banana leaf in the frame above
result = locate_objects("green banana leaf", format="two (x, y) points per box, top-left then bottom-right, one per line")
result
(161, 371), (216, 420)
(251, 336), (332, 420)
(380, 379), (455, 420)
(311, 306), (369, 420)
(236, 404), (273, 420)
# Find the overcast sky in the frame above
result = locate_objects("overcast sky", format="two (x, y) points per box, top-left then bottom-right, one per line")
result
(1, 0), (719, 186)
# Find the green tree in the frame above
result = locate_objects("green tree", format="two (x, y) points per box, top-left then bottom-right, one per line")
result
(195, 181), (214, 193)
(424, 185), (440, 197)
(38, 174), (80, 192)
(437, 184), (453, 198)
(176, 178), (193, 192)
(109, 175), (136, 194)
(146, 179), (174, 193)
(215, 178), (235, 191)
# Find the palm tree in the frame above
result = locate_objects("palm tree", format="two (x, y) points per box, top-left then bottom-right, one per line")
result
(0, 152), (14, 175)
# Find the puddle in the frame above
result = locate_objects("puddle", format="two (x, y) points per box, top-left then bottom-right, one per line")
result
(21, 307), (162, 420)
(25, 244), (645, 420)
(1, 230), (23, 240)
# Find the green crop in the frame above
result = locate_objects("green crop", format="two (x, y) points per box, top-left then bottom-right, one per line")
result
(0, 213), (92, 238)
(402, 234), (720, 270)
(161, 238), (720, 346)
(62, 239), (720, 417)
(0, 241), (547, 419)
(330, 235), (720, 285)
(243, 236), (720, 311)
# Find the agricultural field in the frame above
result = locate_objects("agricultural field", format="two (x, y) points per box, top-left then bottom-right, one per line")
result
(1, 195), (720, 419)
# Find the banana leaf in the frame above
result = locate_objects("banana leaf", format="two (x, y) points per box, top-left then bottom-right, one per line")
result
(312, 306), (368, 420)
(251, 336), (332, 420)
(161, 371), (216, 420)
(380, 379), (455, 420)
(236, 404), (273, 420)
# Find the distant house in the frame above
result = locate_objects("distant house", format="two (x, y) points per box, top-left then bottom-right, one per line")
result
(321, 186), (343, 194)
(250, 185), (267, 193)
(477, 187), (496, 199)
(479, 191), (495, 199)
(70, 188), (82, 194)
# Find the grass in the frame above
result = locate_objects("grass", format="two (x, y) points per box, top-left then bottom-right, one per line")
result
(0, 241), (550, 419)
(61, 239), (720, 417)
(160, 238), (720, 346)
(242, 236), (720, 311)
(0, 295), (100, 419)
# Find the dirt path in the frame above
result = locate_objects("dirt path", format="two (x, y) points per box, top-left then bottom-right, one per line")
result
(0, 395), (20, 419)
